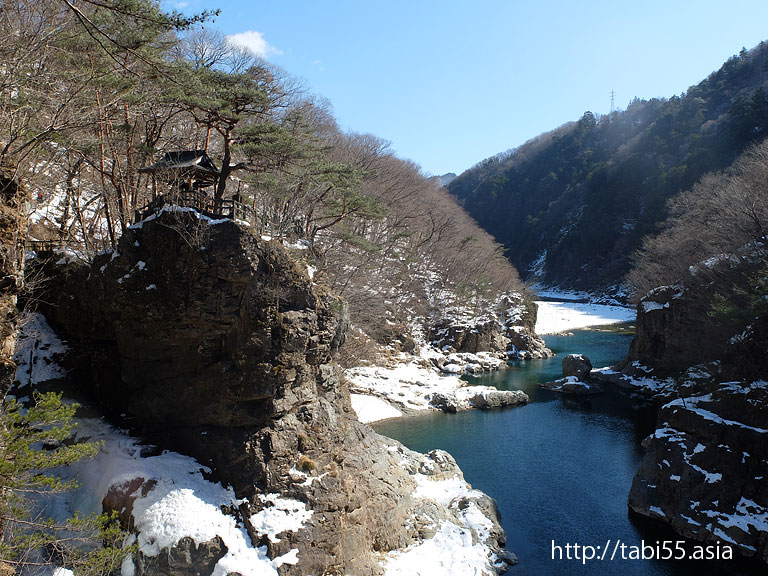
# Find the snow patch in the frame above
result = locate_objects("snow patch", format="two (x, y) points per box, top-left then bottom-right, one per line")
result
(350, 393), (402, 423)
(665, 398), (768, 434)
(249, 494), (312, 544)
(13, 313), (67, 387)
(382, 521), (495, 576)
(649, 506), (666, 517)
(534, 301), (634, 334)
(128, 205), (231, 230)
(44, 415), (308, 576)
(383, 469), (499, 576)
(641, 300), (669, 313)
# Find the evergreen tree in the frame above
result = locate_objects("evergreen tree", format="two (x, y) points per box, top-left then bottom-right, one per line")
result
(0, 392), (131, 573)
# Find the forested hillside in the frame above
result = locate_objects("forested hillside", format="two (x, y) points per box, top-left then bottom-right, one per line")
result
(448, 42), (768, 293)
(1, 0), (522, 366)
(626, 138), (768, 375)
(0, 1), (528, 572)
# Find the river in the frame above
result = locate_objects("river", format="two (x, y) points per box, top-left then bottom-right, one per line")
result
(375, 329), (758, 576)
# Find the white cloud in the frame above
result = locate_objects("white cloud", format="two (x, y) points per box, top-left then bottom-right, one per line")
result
(175, 1), (189, 7)
(226, 31), (282, 59)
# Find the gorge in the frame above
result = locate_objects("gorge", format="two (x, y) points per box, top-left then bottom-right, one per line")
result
(2, 2), (768, 573)
(20, 209), (529, 575)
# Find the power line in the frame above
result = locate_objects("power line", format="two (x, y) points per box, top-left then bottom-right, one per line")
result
(610, 90), (616, 113)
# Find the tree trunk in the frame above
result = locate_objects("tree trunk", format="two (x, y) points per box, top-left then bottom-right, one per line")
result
(214, 129), (233, 204)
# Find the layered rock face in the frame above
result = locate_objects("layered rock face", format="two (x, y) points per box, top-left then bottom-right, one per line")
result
(40, 210), (511, 575)
(429, 316), (508, 356)
(45, 211), (347, 492)
(628, 381), (768, 564)
(428, 293), (552, 363)
(622, 252), (768, 566)
(628, 251), (768, 378)
(627, 285), (701, 373)
(502, 294), (552, 360)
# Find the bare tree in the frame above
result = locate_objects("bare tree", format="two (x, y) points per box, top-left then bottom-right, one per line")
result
(629, 139), (768, 298)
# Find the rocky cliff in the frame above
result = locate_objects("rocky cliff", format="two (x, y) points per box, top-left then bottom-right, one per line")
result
(37, 208), (513, 575)
(628, 381), (768, 564)
(617, 251), (768, 567)
(0, 172), (28, 395)
(428, 292), (552, 362)
(627, 248), (768, 378)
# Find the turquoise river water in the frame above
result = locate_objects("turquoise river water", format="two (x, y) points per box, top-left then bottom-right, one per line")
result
(375, 329), (760, 576)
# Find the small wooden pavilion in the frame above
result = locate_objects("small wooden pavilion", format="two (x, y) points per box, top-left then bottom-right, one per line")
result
(140, 150), (219, 195)
(137, 150), (251, 222)
(137, 150), (221, 218)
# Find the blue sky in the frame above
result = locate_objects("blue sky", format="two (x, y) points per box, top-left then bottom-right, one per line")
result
(167, 0), (768, 176)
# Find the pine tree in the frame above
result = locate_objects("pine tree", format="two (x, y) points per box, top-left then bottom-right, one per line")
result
(0, 392), (132, 574)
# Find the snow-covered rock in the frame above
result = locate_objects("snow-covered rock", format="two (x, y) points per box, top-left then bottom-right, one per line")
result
(539, 375), (603, 395)
(561, 353), (592, 380)
(346, 354), (528, 422)
(382, 449), (517, 575)
(629, 381), (768, 564)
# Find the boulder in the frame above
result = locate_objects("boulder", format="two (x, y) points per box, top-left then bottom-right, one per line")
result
(102, 477), (157, 529)
(539, 376), (602, 394)
(430, 392), (459, 413)
(468, 388), (528, 409)
(136, 536), (227, 576)
(561, 353), (592, 380)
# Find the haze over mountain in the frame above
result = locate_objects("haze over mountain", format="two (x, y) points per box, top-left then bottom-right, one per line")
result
(447, 42), (768, 294)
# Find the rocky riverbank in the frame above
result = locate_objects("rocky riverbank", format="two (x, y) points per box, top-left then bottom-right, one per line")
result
(344, 297), (634, 423)
(346, 353), (529, 422)
(628, 380), (768, 563)
(524, 280), (768, 567)
(344, 289), (553, 423)
(30, 208), (515, 576)
(594, 268), (768, 567)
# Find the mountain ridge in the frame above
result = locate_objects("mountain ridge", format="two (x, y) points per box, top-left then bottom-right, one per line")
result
(448, 41), (768, 293)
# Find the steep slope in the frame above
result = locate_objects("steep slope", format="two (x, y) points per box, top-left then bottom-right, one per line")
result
(619, 256), (768, 566)
(595, 140), (768, 566)
(448, 42), (768, 292)
(0, 172), (27, 394)
(304, 150), (550, 377)
(34, 209), (514, 575)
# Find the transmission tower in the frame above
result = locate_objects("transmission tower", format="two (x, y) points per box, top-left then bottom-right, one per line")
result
(610, 90), (616, 113)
